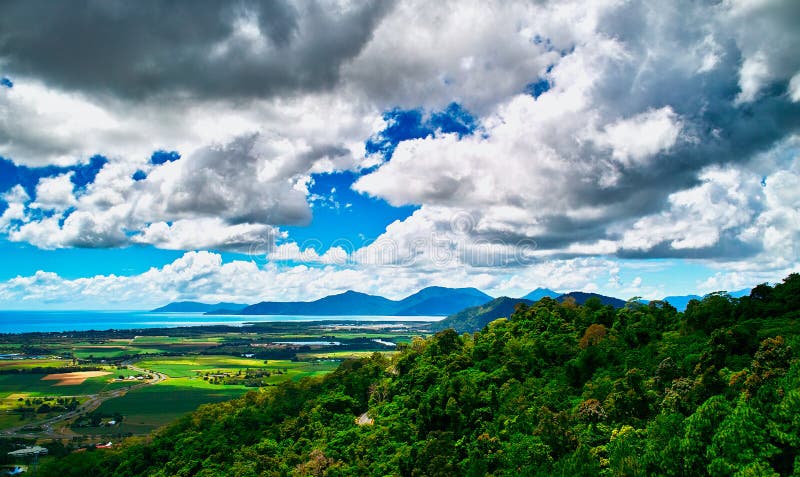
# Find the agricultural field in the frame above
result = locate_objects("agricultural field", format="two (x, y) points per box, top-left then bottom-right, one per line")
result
(134, 355), (338, 383)
(83, 356), (340, 435)
(80, 379), (248, 435)
(0, 321), (428, 439)
(0, 359), (74, 372)
(0, 367), (139, 399)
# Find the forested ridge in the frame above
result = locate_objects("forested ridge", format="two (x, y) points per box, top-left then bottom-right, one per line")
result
(42, 274), (800, 476)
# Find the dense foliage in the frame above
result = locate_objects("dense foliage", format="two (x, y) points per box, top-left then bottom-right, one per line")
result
(42, 274), (800, 476)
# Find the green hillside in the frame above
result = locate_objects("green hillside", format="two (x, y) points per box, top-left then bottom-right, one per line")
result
(42, 274), (800, 476)
(432, 296), (534, 333)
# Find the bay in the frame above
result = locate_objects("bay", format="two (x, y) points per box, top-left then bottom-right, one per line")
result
(0, 311), (444, 334)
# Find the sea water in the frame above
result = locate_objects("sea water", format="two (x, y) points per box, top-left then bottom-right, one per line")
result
(0, 311), (443, 334)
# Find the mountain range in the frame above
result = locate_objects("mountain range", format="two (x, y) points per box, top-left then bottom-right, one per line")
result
(231, 286), (492, 316)
(152, 286), (753, 317)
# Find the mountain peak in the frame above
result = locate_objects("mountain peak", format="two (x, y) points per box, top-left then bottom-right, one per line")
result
(521, 288), (560, 301)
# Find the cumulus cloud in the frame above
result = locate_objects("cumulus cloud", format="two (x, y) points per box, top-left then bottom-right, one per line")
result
(30, 173), (77, 211)
(132, 219), (277, 254)
(0, 0), (798, 293)
(0, 185), (29, 230)
(353, 0), (800, 265)
(268, 242), (349, 265)
(590, 107), (682, 166)
(0, 91), (379, 250)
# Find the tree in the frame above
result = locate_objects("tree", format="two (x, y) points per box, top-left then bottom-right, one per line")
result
(707, 398), (778, 476)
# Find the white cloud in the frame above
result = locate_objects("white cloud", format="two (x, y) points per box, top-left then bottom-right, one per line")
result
(133, 219), (276, 253)
(790, 73), (800, 102)
(30, 173), (77, 211)
(268, 242), (349, 265)
(736, 51), (772, 104)
(620, 167), (759, 252)
(0, 185), (29, 231)
(591, 107), (682, 166)
(1, 95), (376, 250)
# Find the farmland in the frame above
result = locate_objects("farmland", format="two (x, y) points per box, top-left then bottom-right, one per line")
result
(0, 320), (427, 443)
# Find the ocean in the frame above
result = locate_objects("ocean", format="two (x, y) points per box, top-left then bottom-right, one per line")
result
(0, 311), (444, 334)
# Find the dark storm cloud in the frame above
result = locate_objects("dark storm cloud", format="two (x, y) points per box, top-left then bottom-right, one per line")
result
(0, 0), (394, 99)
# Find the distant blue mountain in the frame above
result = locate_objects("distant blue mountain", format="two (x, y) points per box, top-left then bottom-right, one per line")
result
(662, 287), (753, 311)
(521, 288), (560, 301)
(392, 286), (492, 315)
(729, 288), (751, 298)
(226, 286), (493, 316)
(237, 291), (397, 315)
(662, 295), (703, 312)
(151, 301), (248, 313)
(557, 292), (627, 309)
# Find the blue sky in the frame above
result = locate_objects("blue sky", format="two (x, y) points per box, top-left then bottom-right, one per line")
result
(0, 1), (797, 309)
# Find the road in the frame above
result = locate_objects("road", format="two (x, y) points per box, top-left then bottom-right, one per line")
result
(3, 365), (167, 439)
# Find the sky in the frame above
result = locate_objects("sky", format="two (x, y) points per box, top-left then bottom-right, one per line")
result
(0, 0), (798, 309)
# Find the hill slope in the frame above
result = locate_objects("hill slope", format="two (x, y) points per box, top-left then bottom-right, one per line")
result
(432, 296), (533, 333)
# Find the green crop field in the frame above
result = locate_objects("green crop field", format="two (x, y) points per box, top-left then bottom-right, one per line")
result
(88, 379), (250, 435)
(83, 357), (341, 435)
(134, 355), (339, 380)
(130, 335), (226, 345)
(134, 355), (273, 377)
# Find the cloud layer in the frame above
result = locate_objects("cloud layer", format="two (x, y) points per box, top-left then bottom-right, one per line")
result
(0, 0), (798, 300)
